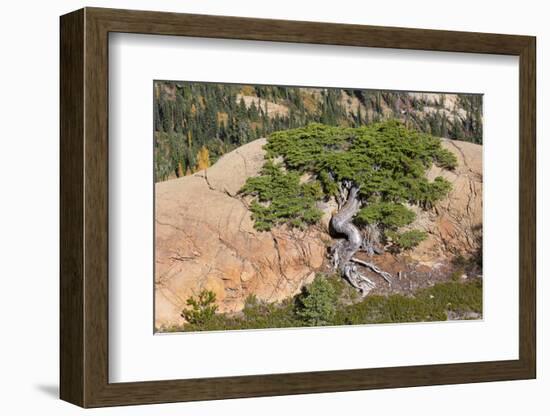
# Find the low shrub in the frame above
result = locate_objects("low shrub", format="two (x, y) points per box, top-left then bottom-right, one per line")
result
(295, 277), (338, 326)
(171, 275), (482, 332)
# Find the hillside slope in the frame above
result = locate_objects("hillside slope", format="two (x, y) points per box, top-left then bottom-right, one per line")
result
(155, 138), (482, 329)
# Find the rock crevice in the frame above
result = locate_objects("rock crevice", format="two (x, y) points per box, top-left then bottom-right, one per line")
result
(155, 137), (482, 329)
(155, 139), (325, 329)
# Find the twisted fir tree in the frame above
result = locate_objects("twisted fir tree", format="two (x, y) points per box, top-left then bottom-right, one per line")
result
(242, 120), (457, 295)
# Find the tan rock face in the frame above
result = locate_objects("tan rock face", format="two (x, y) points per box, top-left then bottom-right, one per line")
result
(155, 139), (327, 329)
(155, 137), (482, 329)
(407, 139), (482, 265)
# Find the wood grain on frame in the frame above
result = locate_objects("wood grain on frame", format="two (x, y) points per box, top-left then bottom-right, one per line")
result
(60, 7), (536, 407)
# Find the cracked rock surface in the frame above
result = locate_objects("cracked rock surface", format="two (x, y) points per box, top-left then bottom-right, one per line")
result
(405, 139), (483, 265)
(154, 137), (482, 329)
(155, 139), (328, 328)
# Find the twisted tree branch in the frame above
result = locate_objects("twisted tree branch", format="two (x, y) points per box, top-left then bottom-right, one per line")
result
(329, 183), (392, 296)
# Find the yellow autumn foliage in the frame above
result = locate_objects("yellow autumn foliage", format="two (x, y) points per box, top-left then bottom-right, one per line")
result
(176, 161), (184, 178)
(196, 145), (210, 171)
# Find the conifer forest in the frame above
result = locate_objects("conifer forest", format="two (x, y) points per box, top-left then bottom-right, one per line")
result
(154, 81), (482, 182)
(154, 81), (483, 332)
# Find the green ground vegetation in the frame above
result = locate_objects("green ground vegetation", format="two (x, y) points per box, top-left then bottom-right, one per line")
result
(162, 273), (482, 332)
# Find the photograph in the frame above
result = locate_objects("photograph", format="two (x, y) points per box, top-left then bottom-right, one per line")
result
(153, 82), (484, 333)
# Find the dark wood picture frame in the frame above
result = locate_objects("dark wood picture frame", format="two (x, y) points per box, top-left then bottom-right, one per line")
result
(60, 7), (536, 408)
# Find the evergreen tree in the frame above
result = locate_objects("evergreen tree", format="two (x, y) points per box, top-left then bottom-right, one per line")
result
(249, 100), (260, 121)
(154, 100), (162, 131)
(356, 106), (363, 127)
(242, 121), (457, 294)
(237, 97), (248, 119)
(296, 277), (337, 326)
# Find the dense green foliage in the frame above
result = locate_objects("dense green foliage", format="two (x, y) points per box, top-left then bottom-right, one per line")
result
(241, 162), (323, 231)
(180, 290), (218, 326)
(295, 277), (338, 326)
(154, 81), (481, 181)
(179, 293), (301, 332)
(242, 121), (457, 249)
(355, 202), (416, 228)
(333, 278), (482, 325)
(386, 230), (428, 250)
(166, 275), (482, 332)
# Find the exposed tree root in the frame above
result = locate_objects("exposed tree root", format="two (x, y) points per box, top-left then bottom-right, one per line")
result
(343, 262), (376, 296)
(329, 181), (393, 296)
(350, 257), (393, 284)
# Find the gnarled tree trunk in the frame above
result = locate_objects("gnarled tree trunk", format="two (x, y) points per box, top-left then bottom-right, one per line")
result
(330, 182), (392, 296)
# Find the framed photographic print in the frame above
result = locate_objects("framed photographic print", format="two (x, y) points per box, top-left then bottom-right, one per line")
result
(60, 7), (536, 408)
